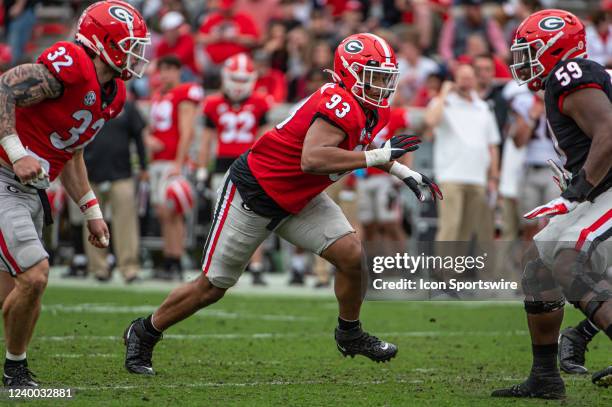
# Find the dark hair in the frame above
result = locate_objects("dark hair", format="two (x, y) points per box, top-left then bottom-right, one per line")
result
(474, 53), (495, 62)
(157, 55), (182, 70)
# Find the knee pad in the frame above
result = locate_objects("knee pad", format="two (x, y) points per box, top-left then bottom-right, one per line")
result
(521, 258), (558, 300)
(561, 253), (612, 321)
(524, 298), (565, 314)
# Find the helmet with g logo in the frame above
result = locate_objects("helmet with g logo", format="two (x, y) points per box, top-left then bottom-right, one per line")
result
(510, 9), (586, 91)
(331, 33), (399, 108)
(76, 0), (151, 80)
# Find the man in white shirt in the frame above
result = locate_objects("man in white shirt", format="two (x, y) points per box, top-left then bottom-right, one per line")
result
(424, 64), (501, 242)
(510, 92), (561, 240)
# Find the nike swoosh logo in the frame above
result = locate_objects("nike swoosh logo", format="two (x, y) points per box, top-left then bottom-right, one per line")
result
(338, 345), (347, 352)
(381, 343), (389, 350)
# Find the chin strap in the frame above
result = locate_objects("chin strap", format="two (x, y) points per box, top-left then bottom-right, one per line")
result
(323, 69), (343, 84)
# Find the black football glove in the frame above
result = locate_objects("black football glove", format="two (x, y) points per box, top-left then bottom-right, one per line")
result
(383, 134), (421, 160)
(391, 163), (443, 202)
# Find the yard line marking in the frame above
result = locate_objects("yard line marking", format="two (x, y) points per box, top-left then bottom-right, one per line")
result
(21, 330), (528, 342)
(42, 304), (313, 322)
(72, 378), (425, 391)
(51, 353), (115, 358)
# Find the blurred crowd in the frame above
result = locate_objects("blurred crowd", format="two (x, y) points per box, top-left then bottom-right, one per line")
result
(1, 0), (610, 286)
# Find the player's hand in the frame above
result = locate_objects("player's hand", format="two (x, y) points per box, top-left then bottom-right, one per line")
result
(196, 167), (209, 184)
(548, 159), (570, 192)
(383, 134), (421, 160)
(144, 135), (164, 153)
(87, 219), (110, 248)
(523, 197), (578, 219)
(13, 156), (47, 186)
(390, 163), (442, 202)
(169, 162), (181, 177)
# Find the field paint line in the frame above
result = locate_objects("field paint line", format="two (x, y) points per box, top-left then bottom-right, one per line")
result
(50, 354), (281, 365)
(51, 353), (115, 358)
(322, 301), (524, 310)
(42, 304), (314, 322)
(73, 378), (424, 391)
(25, 330), (528, 342)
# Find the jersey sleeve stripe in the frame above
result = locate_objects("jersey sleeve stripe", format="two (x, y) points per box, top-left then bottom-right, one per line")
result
(557, 83), (603, 114)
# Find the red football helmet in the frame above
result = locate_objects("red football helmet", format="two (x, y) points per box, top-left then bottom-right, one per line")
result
(163, 176), (194, 216)
(511, 9), (586, 91)
(332, 33), (399, 108)
(222, 53), (257, 102)
(76, 0), (150, 80)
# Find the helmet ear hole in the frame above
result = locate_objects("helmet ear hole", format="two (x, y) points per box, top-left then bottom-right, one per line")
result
(550, 48), (563, 56)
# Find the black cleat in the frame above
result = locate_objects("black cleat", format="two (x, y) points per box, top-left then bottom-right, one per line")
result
(559, 327), (589, 374)
(3, 365), (39, 388)
(288, 270), (305, 286)
(592, 366), (612, 388)
(252, 272), (267, 286)
(491, 375), (565, 399)
(123, 318), (162, 375)
(335, 325), (397, 362)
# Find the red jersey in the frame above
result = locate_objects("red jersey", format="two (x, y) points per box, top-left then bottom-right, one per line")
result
(368, 107), (410, 175)
(155, 33), (199, 75)
(203, 93), (270, 159)
(248, 83), (389, 214)
(198, 13), (259, 64)
(0, 42), (126, 181)
(150, 83), (204, 161)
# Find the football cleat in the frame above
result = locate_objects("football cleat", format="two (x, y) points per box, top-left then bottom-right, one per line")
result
(3, 365), (39, 388)
(123, 318), (162, 375)
(335, 325), (397, 362)
(592, 366), (612, 388)
(558, 327), (589, 374)
(491, 375), (565, 399)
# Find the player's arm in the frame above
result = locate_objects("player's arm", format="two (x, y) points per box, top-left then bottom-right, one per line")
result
(174, 100), (198, 172)
(0, 64), (63, 183)
(524, 87), (612, 219)
(301, 118), (367, 173)
(195, 125), (214, 184)
(60, 150), (109, 249)
(562, 88), (612, 189)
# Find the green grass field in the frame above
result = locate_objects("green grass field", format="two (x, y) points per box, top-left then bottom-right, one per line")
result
(1, 285), (610, 406)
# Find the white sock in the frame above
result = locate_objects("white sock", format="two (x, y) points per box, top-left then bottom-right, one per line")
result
(6, 351), (26, 361)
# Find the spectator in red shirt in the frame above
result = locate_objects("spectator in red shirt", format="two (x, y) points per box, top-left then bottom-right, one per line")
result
(253, 50), (287, 104)
(197, 0), (260, 67)
(156, 11), (199, 79)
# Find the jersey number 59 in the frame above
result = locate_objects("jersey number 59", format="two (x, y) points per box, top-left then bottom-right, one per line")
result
(555, 62), (582, 86)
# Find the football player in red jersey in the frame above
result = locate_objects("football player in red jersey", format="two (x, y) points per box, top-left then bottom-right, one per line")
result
(196, 53), (271, 285)
(491, 10), (612, 398)
(147, 55), (203, 280)
(0, 1), (149, 387)
(124, 33), (442, 375)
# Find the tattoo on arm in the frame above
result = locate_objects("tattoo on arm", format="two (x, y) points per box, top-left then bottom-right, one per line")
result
(0, 63), (63, 140)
